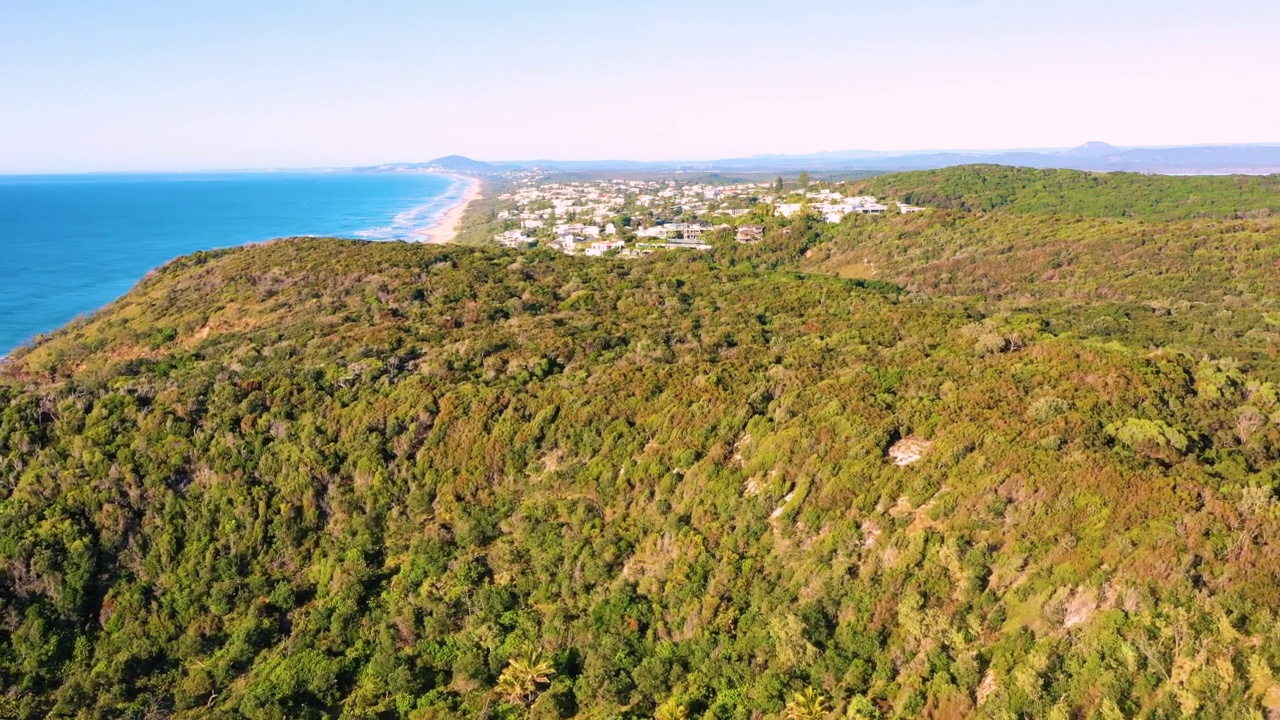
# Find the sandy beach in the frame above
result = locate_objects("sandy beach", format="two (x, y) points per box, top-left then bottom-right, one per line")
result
(416, 176), (482, 244)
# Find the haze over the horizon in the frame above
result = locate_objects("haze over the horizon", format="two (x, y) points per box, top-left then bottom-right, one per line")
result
(3, 0), (1279, 174)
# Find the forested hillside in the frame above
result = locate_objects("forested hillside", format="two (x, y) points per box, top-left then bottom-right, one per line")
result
(847, 165), (1280, 220)
(3, 236), (1280, 719)
(798, 212), (1280, 375)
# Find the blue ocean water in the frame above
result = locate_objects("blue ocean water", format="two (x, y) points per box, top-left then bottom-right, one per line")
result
(0, 171), (461, 353)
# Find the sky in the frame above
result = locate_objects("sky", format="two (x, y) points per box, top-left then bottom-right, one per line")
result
(2, 0), (1279, 173)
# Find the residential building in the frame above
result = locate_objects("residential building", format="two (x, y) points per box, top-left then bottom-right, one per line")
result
(735, 225), (764, 243)
(584, 240), (626, 257)
(494, 230), (535, 248)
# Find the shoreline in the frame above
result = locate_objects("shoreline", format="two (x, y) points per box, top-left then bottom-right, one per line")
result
(0, 172), (482, 354)
(415, 175), (482, 244)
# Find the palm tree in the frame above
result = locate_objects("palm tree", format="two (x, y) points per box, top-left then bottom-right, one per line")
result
(655, 698), (689, 720)
(495, 648), (555, 707)
(784, 687), (831, 720)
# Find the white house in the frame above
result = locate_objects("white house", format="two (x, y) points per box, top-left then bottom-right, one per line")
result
(554, 223), (588, 236)
(552, 235), (580, 253)
(636, 226), (679, 239)
(495, 230), (534, 248)
(584, 240), (626, 257)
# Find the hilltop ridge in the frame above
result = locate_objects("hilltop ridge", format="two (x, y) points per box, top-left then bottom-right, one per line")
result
(843, 164), (1280, 219)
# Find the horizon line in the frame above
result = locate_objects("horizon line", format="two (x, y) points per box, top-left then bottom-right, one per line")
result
(5, 140), (1280, 177)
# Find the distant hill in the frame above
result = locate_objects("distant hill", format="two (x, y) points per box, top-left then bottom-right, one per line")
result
(848, 164), (1280, 220)
(355, 155), (504, 175)
(424, 155), (501, 173)
(475, 143), (1280, 175)
(357, 144), (1280, 177)
(1059, 141), (1122, 158)
(729, 143), (1280, 174)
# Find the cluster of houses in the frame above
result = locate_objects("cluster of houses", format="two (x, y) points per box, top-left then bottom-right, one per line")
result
(776, 189), (925, 222)
(488, 175), (924, 257)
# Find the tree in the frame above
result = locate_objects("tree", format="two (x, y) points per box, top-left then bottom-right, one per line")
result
(845, 694), (880, 719)
(775, 176), (785, 193)
(785, 687), (831, 720)
(798, 171), (811, 189)
(495, 648), (556, 707)
(655, 697), (689, 720)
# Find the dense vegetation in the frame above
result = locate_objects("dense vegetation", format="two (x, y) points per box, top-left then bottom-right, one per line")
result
(3, 166), (1280, 719)
(847, 165), (1280, 221)
(799, 212), (1280, 377)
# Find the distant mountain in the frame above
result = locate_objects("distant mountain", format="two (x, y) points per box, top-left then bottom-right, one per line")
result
(483, 145), (1280, 175)
(354, 156), (505, 175)
(425, 155), (501, 173)
(363, 145), (1280, 177)
(1059, 141), (1123, 158)
(711, 143), (1280, 174)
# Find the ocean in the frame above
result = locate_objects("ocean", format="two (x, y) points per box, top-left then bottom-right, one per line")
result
(0, 171), (462, 353)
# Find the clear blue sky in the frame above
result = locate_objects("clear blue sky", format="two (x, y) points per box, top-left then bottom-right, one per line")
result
(2, 0), (1278, 172)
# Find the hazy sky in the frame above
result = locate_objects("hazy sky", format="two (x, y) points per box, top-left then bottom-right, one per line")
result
(2, 0), (1279, 172)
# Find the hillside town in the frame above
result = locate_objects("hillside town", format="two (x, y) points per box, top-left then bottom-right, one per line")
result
(486, 175), (924, 257)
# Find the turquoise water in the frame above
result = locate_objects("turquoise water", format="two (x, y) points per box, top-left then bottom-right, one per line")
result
(0, 171), (460, 353)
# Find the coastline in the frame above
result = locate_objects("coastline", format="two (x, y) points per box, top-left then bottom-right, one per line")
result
(415, 175), (482, 244)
